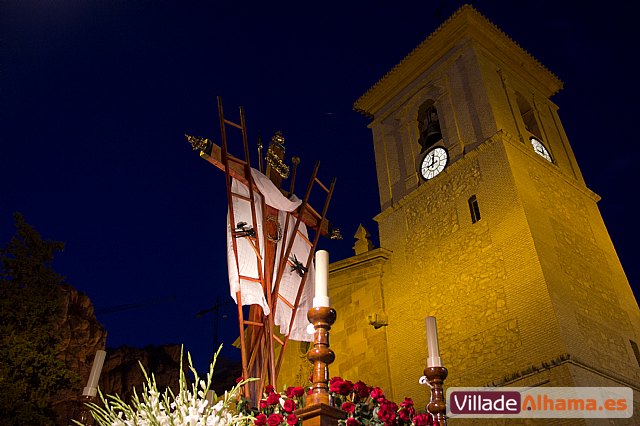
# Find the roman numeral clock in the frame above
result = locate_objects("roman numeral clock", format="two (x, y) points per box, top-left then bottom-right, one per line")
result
(419, 146), (448, 181)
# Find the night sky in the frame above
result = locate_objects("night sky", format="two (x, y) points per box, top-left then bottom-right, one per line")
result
(2, 1), (639, 373)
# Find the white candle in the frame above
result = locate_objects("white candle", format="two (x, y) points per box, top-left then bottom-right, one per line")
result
(313, 250), (330, 307)
(426, 316), (442, 367)
(83, 350), (107, 397)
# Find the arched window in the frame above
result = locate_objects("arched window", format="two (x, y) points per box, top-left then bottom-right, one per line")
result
(515, 93), (541, 139)
(417, 100), (442, 152)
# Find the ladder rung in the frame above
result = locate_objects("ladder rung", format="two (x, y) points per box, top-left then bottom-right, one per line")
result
(232, 232), (256, 240)
(303, 204), (322, 221)
(231, 192), (252, 202)
(244, 320), (264, 327)
(239, 275), (262, 283)
(273, 334), (284, 345)
(314, 177), (330, 193)
(224, 119), (243, 130)
(277, 294), (294, 309)
(295, 229), (313, 246)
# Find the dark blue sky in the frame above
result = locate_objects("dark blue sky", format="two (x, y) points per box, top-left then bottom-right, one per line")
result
(2, 1), (639, 373)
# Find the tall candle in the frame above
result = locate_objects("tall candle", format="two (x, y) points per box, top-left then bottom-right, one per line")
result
(426, 316), (442, 367)
(313, 250), (330, 307)
(82, 350), (107, 397)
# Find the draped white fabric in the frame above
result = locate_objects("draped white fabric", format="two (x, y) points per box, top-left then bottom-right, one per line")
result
(251, 168), (302, 212)
(226, 168), (313, 341)
(226, 178), (268, 312)
(273, 210), (314, 341)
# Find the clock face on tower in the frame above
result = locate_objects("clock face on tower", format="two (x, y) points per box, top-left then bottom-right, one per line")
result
(530, 137), (552, 162)
(420, 146), (448, 180)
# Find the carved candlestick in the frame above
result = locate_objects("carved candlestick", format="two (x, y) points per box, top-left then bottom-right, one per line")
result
(424, 366), (448, 426)
(295, 306), (346, 426)
(306, 306), (336, 406)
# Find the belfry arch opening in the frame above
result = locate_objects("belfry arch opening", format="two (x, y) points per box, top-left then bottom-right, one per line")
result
(515, 92), (542, 139)
(417, 100), (442, 152)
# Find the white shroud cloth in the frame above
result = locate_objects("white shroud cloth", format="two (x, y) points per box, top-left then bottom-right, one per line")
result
(226, 168), (314, 341)
(273, 211), (314, 341)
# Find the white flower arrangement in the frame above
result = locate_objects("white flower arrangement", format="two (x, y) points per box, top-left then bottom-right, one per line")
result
(75, 346), (255, 426)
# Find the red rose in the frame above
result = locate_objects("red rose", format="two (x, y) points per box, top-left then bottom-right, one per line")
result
(341, 401), (356, 413)
(412, 413), (432, 426)
(329, 379), (343, 394)
(329, 376), (343, 385)
(377, 403), (397, 424)
(353, 381), (370, 399)
(286, 386), (305, 398)
(283, 398), (297, 413)
(236, 376), (244, 383)
(267, 392), (280, 405)
(265, 384), (276, 395)
(285, 387), (296, 398)
(400, 397), (414, 408)
(255, 413), (267, 426)
(267, 413), (284, 426)
(330, 379), (354, 396)
(346, 418), (361, 426)
(380, 399), (398, 413)
(398, 408), (412, 422)
(339, 379), (354, 396)
(370, 387), (385, 402)
(286, 413), (298, 426)
(259, 399), (268, 410)
(383, 401), (398, 412)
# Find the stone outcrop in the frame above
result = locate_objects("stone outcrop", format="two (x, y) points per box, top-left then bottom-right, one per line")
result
(99, 344), (184, 403)
(58, 285), (108, 377)
(51, 284), (186, 424)
(51, 284), (107, 425)
(51, 286), (242, 425)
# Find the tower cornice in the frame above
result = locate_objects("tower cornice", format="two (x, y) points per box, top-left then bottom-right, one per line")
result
(354, 4), (563, 118)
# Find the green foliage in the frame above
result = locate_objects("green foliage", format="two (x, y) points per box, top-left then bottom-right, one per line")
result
(0, 213), (80, 425)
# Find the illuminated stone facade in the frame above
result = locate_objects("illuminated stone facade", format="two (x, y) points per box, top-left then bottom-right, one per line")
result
(279, 5), (640, 423)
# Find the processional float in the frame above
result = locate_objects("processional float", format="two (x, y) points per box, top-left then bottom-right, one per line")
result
(186, 97), (339, 401)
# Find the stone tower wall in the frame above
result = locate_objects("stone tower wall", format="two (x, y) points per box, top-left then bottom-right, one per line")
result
(376, 135), (568, 406)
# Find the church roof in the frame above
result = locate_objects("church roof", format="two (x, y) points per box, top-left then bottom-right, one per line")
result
(354, 4), (564, 117)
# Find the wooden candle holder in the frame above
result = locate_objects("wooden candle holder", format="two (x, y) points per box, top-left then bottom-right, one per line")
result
(306, 306), (336, 406)
(295, 306), (346, 426)
(424, 366), (448, 426)
(73, 394), (96, 425)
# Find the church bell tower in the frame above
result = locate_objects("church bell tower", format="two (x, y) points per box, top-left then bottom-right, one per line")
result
(326, 4), (640, 419)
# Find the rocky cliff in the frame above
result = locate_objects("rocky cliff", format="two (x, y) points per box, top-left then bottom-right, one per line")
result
(52, 286), (241, 425)
(51, 284), (107, 424)
(99, 344), (184, 402)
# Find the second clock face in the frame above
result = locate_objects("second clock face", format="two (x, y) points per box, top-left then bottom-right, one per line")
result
(420, 146), (448, 180)
(530, 137), (552, 162)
